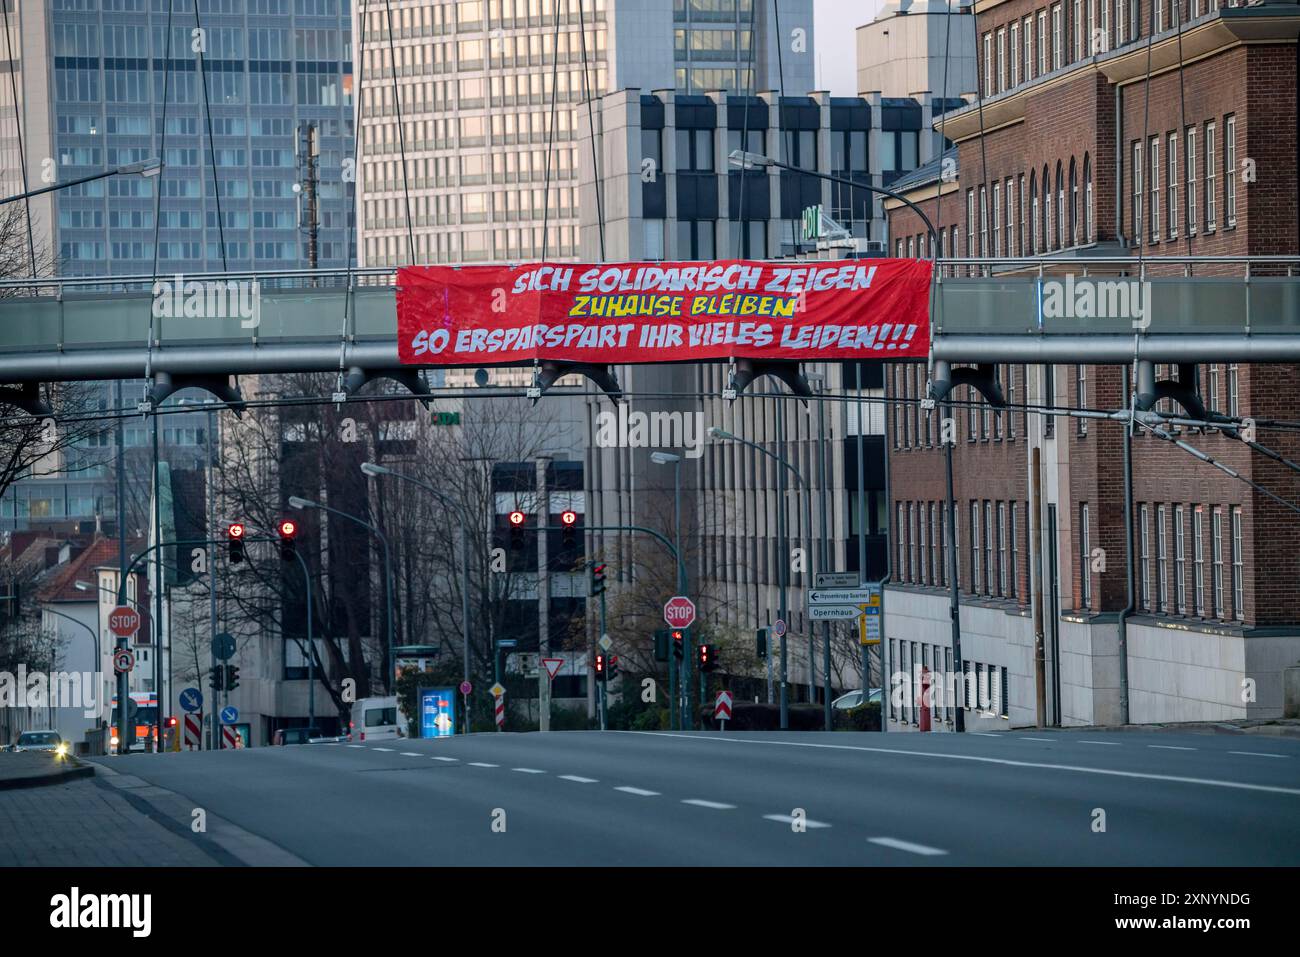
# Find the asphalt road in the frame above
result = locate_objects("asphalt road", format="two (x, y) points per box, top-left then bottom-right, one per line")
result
(90, 729), (1300, 866)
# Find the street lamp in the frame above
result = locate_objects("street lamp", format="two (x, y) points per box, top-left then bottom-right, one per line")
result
(709, 425), (822, 729)
(289, 495), (396, 696)
(0, 159), (162, 207)
(650, 450), (689, 730)
(361, 461), (474, 734)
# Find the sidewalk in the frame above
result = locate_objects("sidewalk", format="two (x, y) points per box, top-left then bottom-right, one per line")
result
(0, 775), (220, 866)
(0, 751), (94, 791)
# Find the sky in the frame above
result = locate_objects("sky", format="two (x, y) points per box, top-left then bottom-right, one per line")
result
(814, 0), (886, 96)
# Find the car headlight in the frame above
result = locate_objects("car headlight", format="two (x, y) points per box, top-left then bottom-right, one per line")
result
(55, 743), (68, 757)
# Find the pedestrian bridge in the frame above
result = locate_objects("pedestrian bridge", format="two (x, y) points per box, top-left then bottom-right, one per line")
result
(0, 257), (1295, 405)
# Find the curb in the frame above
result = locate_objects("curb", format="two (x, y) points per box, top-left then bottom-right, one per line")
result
(0, 759), (95, 792)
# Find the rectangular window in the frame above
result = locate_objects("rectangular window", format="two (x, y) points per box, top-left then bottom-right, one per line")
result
(1038, 11), (1048, 76)
(998, 502), (1008, 597)
(984, 502), (995, 595)
(1193, 506), (1205, 616)
(1019, 174), (1027, 255)
(1228, 363), (1239, 417)
(1149, 136), (1160, 241)
(971, 501), (981, 594)
(1077, 365), (1088, 435)
(898, 502), (906, 575)
(1011, 22), (1021, 86)
(1175, 505), (1187, 614)
(1205, 121), (1217, 230)
(1080, 503), (1091, 609)
(1006, 178), (1015, 255)
(909, 502), (918, 582)
(1140, 504), (1151, 609)
(1168, 132), (1179, 239)
(997, 28), (1006, 92)
(984, 32), (994, 96)
(1009, 502), (1019, 598)
(1052, 4), (1063, 70)
(992, 183), (1002, 257)
(967, 189), (976, 260)
(1186, 127), (1197, 234)
(1024, 17), (1035, 81)
(931, 503), (940, 585)
(1074, 0), (1084, 60)
(1225, 115), (1237, 227)
(1133, 141), (1143, 243)
(1231, 506), (1244, 620)
(1212, 507), (1224, 618)
(979, 185), (989, 257)
(1157, 505), (1168, 612)
(1044, 365), (1056, 438)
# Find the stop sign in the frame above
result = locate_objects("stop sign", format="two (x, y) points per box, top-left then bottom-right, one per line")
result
(108, 605), (141, 639)
(663, 595), (696, 629)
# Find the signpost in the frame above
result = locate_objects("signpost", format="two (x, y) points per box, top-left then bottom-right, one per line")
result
(183, 713), (202, 750)
(714, 690), (733, 730)
(490, 682), (506, 731)
(815, 572), (859, 589)
(210, 632), (236, 661)
(808, 587), (879, 605)
(542, 658), (564, 681)
(809, 605), (864, 621)
(220, 705), (238, 725)
(112, 648), (135, 674)
(108, 606), (140, 639)
(179, 688), (203, 713)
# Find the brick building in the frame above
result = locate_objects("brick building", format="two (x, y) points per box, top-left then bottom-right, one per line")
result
(881, 0), (1300, 729)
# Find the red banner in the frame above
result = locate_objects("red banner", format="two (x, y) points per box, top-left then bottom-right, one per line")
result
(396, 259), (932, 366)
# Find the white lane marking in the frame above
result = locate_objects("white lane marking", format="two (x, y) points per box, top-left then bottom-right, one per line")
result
(681, 799), (736, 810)
(967, 732), (1001, 737)
(371, 747), (396, 752)
(346, 744), (365, 749)
(762, 814), (831, 828)
(869, 836), (948, 857)
(624, 732), (1300, 797)
(1149, 745), (1196, 751)
(614, 786), (659, 796)
(512, 767), (546, 774)
(1229, 751), (1287, 759)
(559, 774), (599, 783)
(400, 752), (422, 757)
(1079, 740), (1122, 746)
(431, 756), (459, 762)
(468, 762), (499, 768)
(1019, 737), (1054, 742)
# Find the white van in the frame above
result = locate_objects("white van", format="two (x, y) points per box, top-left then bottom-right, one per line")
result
(349, 696), (407, 742)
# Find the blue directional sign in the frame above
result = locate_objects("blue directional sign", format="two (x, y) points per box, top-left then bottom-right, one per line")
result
(220, 705), (238, 725)
(179, 688), (203, 713)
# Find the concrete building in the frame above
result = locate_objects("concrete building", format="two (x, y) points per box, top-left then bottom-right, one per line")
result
(881, 0), (1300, 729)
(857, 1), (978, 100)
(574, 89), (956, 698)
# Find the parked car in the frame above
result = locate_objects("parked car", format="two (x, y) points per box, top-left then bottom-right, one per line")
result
(273, 727), (347, 746)
(12, 730), (68, 756)
(831, 689), (882, 711)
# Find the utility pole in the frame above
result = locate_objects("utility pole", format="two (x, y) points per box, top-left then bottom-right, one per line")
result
(115, 380), (131, 753)
(207, 409), (219, 750)
(1030, 444), (1046, 728)
(535, 457), (551, 732)
(299, 122), (320, 270)
(152, 413), (164, 751)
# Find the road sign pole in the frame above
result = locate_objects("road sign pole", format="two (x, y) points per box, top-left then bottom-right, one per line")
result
(536, 457), (551, 732)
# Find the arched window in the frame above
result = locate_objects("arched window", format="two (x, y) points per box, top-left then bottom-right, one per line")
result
(1030, 171), (1039, 253)
(1083, 153), (1093, 242)
(1055, 162), (1065, 250)
(1042, 165), (1051, 250)
(1069, 158), (1078, 246)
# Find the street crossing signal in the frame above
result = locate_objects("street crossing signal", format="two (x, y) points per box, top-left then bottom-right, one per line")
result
(594, 653), (606, 682)
(227, 523), (246, 564)
(653, 629), (669, 662)
(608, 654), (619, 681)
(756, 627), (768, 660)
(225, 664), (240, 690)
(590, 562), (606, 597)
(672, 629), (685, 661)
(697, 643), (716, 672)
(278, 518), (298, 562)
(508, 510), (526, 550)
(209, 665), (225, 690)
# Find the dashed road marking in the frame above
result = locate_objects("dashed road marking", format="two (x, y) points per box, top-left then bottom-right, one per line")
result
(681, 799), (735, 810)
(559, 775), (598, 783)
(371, 747), (395, 752)
(1229, 751), (1287, 759)
(346, 744), (365, 749)
(868, 836), (948, 856)
(400, 752), (422, 757)
(967, 732), (1001, 737)
(468, 762), (499, 768)
(1079, 740), (1121, 746)
(614, 786), (659, 796)
(1019, 737), (1053, 742)
(763, 814), (831, 828)
(1149, 745), (1196, 751)
(512, 767), (546, 774)
(431, 756), (459, 762)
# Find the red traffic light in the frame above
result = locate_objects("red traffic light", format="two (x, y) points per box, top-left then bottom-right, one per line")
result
(560, 509), (577, 526)
(672, 630), (683, 641)
(278, 519), (297, 538)
(508, 510), (526, 526)
(227, 522), (245, 539)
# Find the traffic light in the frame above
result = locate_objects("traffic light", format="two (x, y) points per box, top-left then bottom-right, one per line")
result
(560, 509), (578, 549)
(672, 629), (685, 661)
(590, 562), (606, 597)
(608, 655), (619, 681)
(653, 629), (669, 662)
(227, 523), (245, 564)
(698, 643), (716, 673)
(508, 510), (526, 550)
(209, 666), (225, 690)
(594, 653), (606, 682)
(225, 664), (240, 690)
(278, 518), (297, 562)
(756, 627), (769, 660)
